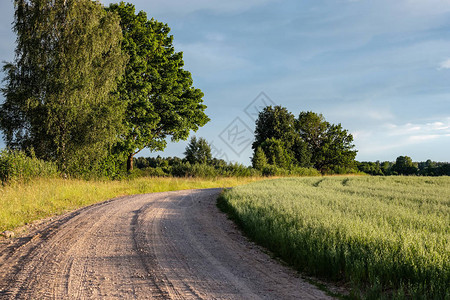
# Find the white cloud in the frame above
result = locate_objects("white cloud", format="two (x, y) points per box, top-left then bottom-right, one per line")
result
(409, 134), (450, 142)
(438, 59), (450, 70)
(385, 118), (450, 137)
(354, 117), (450, 160)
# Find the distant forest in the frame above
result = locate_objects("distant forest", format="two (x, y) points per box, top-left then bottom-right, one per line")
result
(134, 153), (450, 177)
(357, 157), (450, 176)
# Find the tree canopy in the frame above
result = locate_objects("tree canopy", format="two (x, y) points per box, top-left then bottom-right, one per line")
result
(107, 2), (209, 171)
(253, 106), (297, 150)
(0, 0), (127, 173)
(252, 106), (311, 168)
(297, 111), (357, 172)
(184, 136), (212, 165)
(252, 106), (357, 172)
(391, 155), (418, 175)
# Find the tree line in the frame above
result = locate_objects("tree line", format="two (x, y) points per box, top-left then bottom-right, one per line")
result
(357, 157), (450, 176)
(130, 136), (320, 178)
(0, 0), (208, 177)
(129, 105), (359, 178)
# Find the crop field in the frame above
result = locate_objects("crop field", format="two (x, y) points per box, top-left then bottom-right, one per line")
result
(219, 176), (450, 299)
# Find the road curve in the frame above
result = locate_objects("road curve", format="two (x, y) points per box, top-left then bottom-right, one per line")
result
(0, 189), (332, 299)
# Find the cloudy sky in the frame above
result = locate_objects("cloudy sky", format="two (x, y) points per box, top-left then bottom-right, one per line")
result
(1, 0), (450, 164)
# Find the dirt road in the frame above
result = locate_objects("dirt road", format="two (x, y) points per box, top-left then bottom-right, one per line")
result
(0, 189), (332, 299)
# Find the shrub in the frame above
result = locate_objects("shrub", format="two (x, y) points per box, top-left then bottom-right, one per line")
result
(261, 165), (320, 177)
(0, 149), (59, 184)
(289, 166), (321, 176)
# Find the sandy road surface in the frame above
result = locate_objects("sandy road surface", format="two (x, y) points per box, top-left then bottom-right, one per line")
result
(0, 189), (332, 299)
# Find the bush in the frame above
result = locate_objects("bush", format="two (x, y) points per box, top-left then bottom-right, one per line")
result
(132, 155), (322, 178)
(167, 161), (261, 178)
(70, 154), (129, 180)
(261, 165), (284, 176)
(0, 149), (59, 184)
(330, 166), (361, 175)
(142, 167), (170, 177)
(289, 166), (321, 176)
(170, 163), (219, 178)
(261, 165), (320, 177)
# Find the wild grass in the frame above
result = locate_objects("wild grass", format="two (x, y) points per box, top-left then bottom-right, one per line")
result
(0, 176), (263, 232)
(219, 176), (450, 299)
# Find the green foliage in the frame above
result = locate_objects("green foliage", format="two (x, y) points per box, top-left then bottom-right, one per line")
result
(260, 165), (320, 177)
(391, 156), (418, 175)
(252, 106), (312, 169)
(138, 167), (168, 177)
(252, 147), (268, 170)
(418, 160), (450, 176)
(357, 161), (384, 176)
(297, 111), (357, 172)
(380, 161), (394, 175)
(132, 154), (319, 178)
(329, 165), (361, 175)
(161, 162), (260, 178)
(253, 106), (298, 151)
(291, 136), (312, 168)
(73, 153), (128, 180)
(252, 107), (356, 173)
(296, 111), (329, 151)
(0, 149), (59, 184)
(107, 2), (209, 171)
(1, 0), (127, 173)
(220, 177), (450, 299)
(259, 138), (293, 169)
(184, 136), (212, 164)
(358, 159), (450, 176)
(132, 156), (261, 178)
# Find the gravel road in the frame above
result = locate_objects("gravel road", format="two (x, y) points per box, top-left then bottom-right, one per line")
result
(0, 189), (332, 299)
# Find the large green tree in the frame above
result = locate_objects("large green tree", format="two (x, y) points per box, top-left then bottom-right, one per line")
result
(252, 107), (356, 172)
(253, 106), (297, 151)
(391, 155), (418, 175)
(297, 111), (357, 172)
(252, 106), (310, 168)
(107, 2), (209, 171)
(0, 0), (127, 173)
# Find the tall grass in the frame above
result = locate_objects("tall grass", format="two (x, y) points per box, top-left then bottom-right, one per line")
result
(0, 176), (263, 232)
(219, 176), (450, 299)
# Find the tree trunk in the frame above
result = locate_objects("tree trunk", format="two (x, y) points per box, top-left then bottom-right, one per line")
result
(127, 153), (134, 172)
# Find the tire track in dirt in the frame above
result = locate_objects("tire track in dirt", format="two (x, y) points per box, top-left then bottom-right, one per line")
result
(0, 189), (333, 299)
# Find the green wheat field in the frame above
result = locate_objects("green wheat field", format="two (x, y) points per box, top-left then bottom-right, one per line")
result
(219, 176), (450, 299)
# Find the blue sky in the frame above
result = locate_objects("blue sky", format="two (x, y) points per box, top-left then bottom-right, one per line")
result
(1, 0), (450, 165)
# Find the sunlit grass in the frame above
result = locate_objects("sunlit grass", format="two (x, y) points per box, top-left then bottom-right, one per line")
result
(0, 176), (264, 232)
(219, 176), (450, 299)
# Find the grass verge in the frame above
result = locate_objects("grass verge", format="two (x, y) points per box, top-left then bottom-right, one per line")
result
(0, 176), (264, 232)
